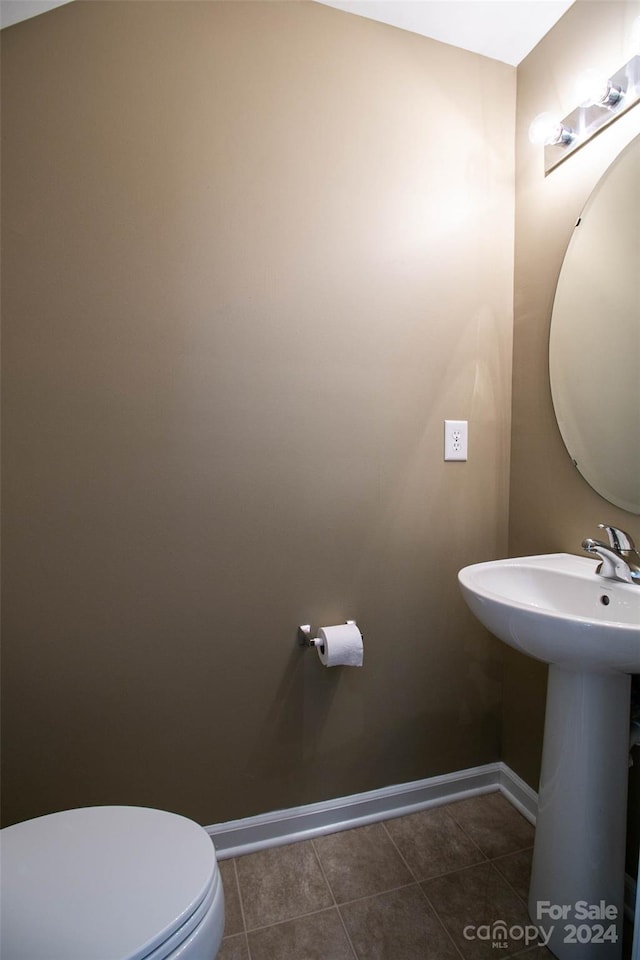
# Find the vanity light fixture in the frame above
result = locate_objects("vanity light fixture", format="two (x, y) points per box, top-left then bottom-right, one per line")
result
(530, 22), (640, 174)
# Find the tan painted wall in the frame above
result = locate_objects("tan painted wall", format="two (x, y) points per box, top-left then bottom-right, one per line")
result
(508, 0), (640, 792)
(1, 1), (515, 827)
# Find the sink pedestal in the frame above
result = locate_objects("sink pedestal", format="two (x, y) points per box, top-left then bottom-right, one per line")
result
(458, 554), (639, 958)
(529, 666), (630, 960)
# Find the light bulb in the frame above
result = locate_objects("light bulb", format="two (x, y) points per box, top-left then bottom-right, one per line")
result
(576, 69), (609, 105)
(576, 69), (623, 107)
(528, 112), (574, 147)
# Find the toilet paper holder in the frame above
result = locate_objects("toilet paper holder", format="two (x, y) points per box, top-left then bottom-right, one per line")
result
(298, 621), (359, 652)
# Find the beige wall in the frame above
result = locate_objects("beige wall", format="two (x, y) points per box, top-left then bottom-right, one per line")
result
(508, 0), (640, 791)
(1, 1), (515, 827)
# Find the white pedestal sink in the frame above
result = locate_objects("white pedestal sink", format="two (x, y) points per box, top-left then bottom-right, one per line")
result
(458, 553), (640, 960)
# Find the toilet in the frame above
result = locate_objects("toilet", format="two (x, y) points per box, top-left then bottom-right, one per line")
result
(0, 805), (225, 960)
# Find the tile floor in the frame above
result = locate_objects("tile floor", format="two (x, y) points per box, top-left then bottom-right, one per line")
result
(214, 791), (560, 960)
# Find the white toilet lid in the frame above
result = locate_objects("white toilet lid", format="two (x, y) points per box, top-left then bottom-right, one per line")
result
(0, 805), (218, 960)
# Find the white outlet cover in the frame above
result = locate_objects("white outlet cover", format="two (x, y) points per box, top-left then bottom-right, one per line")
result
(444, 420), (468, 461)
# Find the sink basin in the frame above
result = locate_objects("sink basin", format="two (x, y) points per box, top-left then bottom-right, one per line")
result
(458, 552), (640, 673)
(458, 551), (640, 960)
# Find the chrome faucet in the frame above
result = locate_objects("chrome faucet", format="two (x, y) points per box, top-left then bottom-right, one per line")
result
(582, 524), (640, 585)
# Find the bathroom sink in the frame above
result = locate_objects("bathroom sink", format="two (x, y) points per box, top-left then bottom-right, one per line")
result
(458, 552), (640, 674)
(458, 551), (640, 959)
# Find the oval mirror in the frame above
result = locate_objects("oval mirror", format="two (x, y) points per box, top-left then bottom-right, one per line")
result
(549, 135), (640, 515)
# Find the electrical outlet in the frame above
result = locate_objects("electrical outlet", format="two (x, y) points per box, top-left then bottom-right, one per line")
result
(444, 420), (468, 461)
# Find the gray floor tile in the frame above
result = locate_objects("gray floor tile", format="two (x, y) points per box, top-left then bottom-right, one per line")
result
(340, 884), (460, 960)
(235, 840), (333, 930)
(219, 859), (244, 936)
(492, 848), (533, 902)
(248, 908), (355, 960)
(423, 861), (540, 960)
(384, 805), (485, 880)
(446, 792), (535, 859)
(217, 933), (250, 960)
(313, 823), (412, 903)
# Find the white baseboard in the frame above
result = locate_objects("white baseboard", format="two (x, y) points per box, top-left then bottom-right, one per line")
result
(496, 763), (538, 824)
(207, 761), (538, 860)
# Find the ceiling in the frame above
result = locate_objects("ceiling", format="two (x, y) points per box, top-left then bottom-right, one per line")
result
(0, 0), (575, 65)
(315, 1), (574, 65)
(0, 0), (73, 30)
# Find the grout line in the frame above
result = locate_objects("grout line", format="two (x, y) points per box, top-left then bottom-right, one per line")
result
(379, 819), (421, 883)
(336, 913), (361, 960)
(418, 882), (467, 960)
(243, 902), (353, 934)
(441, 803), (496, 862)
(490, 844), (535, 861)
(443, 797), (537, 909)
(436, 805), (488, 864)
(328, 879), (422, 910)
(309, 838), (338, 909)
(427, 859), (489, 883)
(446, 793), (536, 860)
(311, 838), (359, 960)
(486, 862), (549, 953)
(380, 815), (488, 884)
(231, 857), (253, 960)
(232, 858), (248, 931)
(490, 861), (529, 913)
(491, 848), (535, 907)
(384, 796), (491, 870)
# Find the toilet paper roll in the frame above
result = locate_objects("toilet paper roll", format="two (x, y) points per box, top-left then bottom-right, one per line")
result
(316, 623), (364, 667)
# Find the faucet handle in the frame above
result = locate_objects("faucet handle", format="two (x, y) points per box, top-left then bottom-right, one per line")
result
(583, 538), (634, 583)
(598, 524), (637, 552)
